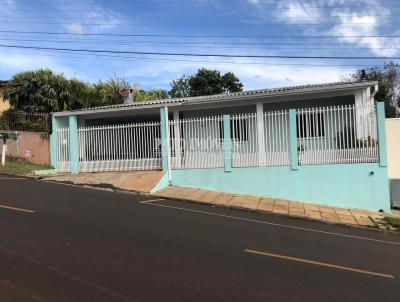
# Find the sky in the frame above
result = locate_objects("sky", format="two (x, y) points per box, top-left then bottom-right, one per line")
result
(0, 0), (399, 91)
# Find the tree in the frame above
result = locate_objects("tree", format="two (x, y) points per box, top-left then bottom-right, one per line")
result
(1, 69), (73, 112)
(89, 78), (128, 107)
(346, 62), (400, 118)
(134, 89), (168, 102)
(169, 75), (191, 98)
(169, 68), (243, 98)
(222, 72), (243, 93)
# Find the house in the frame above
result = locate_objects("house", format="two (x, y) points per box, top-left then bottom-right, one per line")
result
(51, 80), (390, 212)
(0, 80), (10, 112)
(386, 118), (400, 208)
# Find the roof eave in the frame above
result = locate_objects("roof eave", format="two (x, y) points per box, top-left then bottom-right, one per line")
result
(52, 80), (378, 117)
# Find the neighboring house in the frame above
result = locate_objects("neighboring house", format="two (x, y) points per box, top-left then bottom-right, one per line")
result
(386, 118), (400, 208)
(51, 80), (390, 212)
(0, 80), (51, 165)
(0, 80), (10, 112)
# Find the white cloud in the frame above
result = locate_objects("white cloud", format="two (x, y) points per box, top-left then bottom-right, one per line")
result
(61, 0), (124, 33)
(66, 23), (84, 35)
(327, 5), (400, 57)
(275, 1), (322, 23)
(0, 0), (17, 18)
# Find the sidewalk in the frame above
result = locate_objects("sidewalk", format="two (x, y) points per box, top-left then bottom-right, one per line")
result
(41, 171), (164, 193)
(153, 186), (389, 229)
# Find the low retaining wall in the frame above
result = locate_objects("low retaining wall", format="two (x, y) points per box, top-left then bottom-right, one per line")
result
(170, 163), (391, 212)
(1, 131), (50, 166)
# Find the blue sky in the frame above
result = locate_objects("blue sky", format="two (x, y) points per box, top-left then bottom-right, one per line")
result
(0, 0), (399, 91)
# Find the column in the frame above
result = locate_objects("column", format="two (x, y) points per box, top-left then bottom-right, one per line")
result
(173, 110), (181, 169)
(376, 102), (387, 167)
(289, 109), (299, 170)
(223, 114), (232, 172)
(160, 107), (171, 174)
(69, 115), (80, 174)
(256, 102), (266, 166)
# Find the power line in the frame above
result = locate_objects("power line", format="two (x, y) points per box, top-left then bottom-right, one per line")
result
(1, 34), (399, 47)
(1, 37), (400, 51)
(1, 47), (386, 69)
(0, 20), (397, 26)
(0, 43), (399, 60)
(0, 30), (399, 39)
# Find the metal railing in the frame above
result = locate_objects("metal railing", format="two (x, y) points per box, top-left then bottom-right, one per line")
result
(296, 104), (378, 165)
(77, 122), (162, 172)
(56, 127), (70, 172)
(54, 104), (380, 172)
(0, 111), (50, 132)
(169, 116), (224, 169)
(231, 111), (290, 168)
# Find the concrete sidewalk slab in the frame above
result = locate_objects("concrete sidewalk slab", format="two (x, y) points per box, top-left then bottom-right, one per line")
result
(42, 171), (164, 193)
(153, 186), (387, 229)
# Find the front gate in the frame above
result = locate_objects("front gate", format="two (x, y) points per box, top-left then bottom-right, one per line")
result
(78, 122), (162, 172)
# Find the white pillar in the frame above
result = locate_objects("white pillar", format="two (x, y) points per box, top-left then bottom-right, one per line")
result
(355, 89), (363, 139)
(1, 141), (6, 166)
(256, 102), (266, 166)
(173, 110), (181, 169)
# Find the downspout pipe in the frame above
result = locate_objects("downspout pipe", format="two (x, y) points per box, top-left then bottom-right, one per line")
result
(371, 83), (379, 99)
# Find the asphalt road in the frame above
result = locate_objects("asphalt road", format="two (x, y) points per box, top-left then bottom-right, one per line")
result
(0, 174), (400, 302)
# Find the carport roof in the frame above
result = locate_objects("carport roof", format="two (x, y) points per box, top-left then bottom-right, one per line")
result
(53, 80), (378, 117)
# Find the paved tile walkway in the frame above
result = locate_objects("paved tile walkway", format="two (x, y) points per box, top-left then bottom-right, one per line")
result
(42, 171), (164, 193)
(154, 186), (386, 228)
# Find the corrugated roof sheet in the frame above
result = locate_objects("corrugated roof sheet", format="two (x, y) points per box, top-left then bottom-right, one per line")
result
(54, 80), (377, 116)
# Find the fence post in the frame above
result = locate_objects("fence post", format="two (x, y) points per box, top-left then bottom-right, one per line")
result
(173, 110), (181, 169)
(376, 102), (387, 167)
(223, 114), (232, 172)
(256, 102), (266, 166)
(160, 107), (171, 178)
(69, 115), (80, 174)
(50, 115), (59, 169)
(289, 109), (299, 170)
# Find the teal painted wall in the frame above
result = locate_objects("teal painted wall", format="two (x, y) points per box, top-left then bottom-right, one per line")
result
(69, 115), (80, 174)
(171, 163), (390, 212)
(160, 107), (169, 172)
(151, 173), (170, 193)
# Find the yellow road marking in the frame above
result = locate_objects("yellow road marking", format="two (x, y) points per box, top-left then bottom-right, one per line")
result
(142, 200), (400, 246)
(245, 249), (394, 279)
(0, 204), (35, 213)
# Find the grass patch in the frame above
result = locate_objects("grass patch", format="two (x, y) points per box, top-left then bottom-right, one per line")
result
(0, 159), (50, 175)
(384, 217), (400, 230)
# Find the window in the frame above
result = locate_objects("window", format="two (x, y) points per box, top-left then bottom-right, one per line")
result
(297, 112), (325, 138)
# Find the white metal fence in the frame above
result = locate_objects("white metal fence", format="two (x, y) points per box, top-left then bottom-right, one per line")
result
(297, 104), (378, 165)
(169, 116), (224, 169)
(56, 127), (70, 172)
(231, 111), (290, 167)
(55, 104), (380, 173)
(78, 122), (162, 172)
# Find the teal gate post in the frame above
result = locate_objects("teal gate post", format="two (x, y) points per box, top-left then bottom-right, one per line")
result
(50, 114), (59, 169)
(223, 114), (232, 172)
(69, 115), (80, 174)
(376, 102), (387, 167)
(160, 107), (170, 175)
(289, 109), (299, 170)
